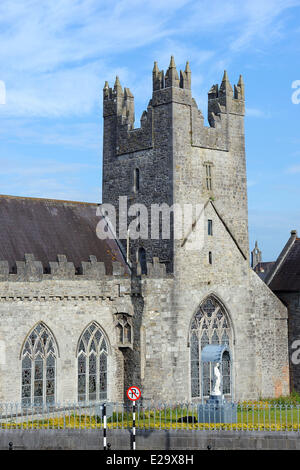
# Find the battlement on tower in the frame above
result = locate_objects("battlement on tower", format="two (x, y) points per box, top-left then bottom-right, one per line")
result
(207, 71), (245, 120)
(152, 56), (191, 91)
(191, 70), (245, 151)
(103, 57), (245, 156)
(103, 76), (153, 155)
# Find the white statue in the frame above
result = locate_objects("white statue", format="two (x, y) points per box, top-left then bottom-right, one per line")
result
(211, 362), (221, 396)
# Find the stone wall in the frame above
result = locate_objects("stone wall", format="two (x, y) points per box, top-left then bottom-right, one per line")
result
(102, 78), (175, 272)
(0, 252), (289, 402)
(0, 275), (128, 403)
(0, 256), (173, 404)
(139, 205), (289, 401)
(276, 292), (300, 392)
(1, 429), (299, 450)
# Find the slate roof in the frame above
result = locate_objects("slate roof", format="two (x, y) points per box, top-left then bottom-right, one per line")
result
(267, 234), (300, 292)
(0, 195), (128, 275)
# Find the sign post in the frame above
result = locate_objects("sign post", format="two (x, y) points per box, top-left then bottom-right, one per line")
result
(126, 386), (141, 450)
(103, 403), (107, 450)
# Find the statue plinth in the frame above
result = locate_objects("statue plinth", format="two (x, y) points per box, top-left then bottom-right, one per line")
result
(206, 393), (225, 404)
(198, 397), (237, 424)
(198, 363), (236, 423)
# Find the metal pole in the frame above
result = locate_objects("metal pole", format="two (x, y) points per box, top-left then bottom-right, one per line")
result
(132, 400), (136, 450)
(103, 403), (107, 450)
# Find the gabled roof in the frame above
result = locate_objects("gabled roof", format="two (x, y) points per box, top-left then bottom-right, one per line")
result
(181, 198), (247, 261)
(0, 195), (128, 274)
(266, 230), (300, 292)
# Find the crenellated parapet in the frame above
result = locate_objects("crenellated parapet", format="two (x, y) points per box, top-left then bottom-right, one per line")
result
(207, 71), (245, 119)
(136, 257), (167, 278)
(103, 77), (135, 127)
(191, 70), (245, 151)
(0, 254), (168, 282)
(103, 58), (245, 156)
(152, 56), (191, 91)
(103, 77), (153, 156)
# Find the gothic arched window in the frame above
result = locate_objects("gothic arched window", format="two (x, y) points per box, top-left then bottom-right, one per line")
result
(190, 296), (232, 398)
(77, 322), (108, 402)
(21, 322), (57, 406)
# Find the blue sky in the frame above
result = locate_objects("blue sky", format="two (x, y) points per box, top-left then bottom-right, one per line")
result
(0, 0), (299, 262)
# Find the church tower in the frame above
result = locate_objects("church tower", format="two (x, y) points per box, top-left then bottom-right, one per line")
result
(102, 57), (248, 273)
(101, 58), (289, 402)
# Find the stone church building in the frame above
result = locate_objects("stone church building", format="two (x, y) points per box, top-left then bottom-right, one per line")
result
(0, 57), (289, 405)
(253, 231), (300, 393)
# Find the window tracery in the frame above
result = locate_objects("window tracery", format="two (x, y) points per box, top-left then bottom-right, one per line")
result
(21, 322), (56, 406)
(77, 322), (108, 402)
(190, 296), (232, 398)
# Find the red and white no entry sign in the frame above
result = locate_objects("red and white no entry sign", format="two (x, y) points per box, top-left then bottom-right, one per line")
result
(127, 386), (141, 401)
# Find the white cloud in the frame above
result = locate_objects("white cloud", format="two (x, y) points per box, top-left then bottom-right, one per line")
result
(0, 0), (179, 117)
(0, 0), (299, 118)
(0, 1), (299, 224)
(286, 165), (300, 174)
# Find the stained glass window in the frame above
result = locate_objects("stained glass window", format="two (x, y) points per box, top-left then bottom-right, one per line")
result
(190, 297), (232, 398)
(21, 322), (57, 406)
(77, 322), (108, 402)
(190, 333), (199, 398)
(222, 351), (231, 395)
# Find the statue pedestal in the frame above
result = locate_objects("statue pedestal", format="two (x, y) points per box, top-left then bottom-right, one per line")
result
(207, 394), (224, 404)
(197, 395), (237, 424)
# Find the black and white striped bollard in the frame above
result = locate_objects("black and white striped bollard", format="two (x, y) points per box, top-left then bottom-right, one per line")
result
(103, 403), (107, 450)
(132, 400), (136, 450)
